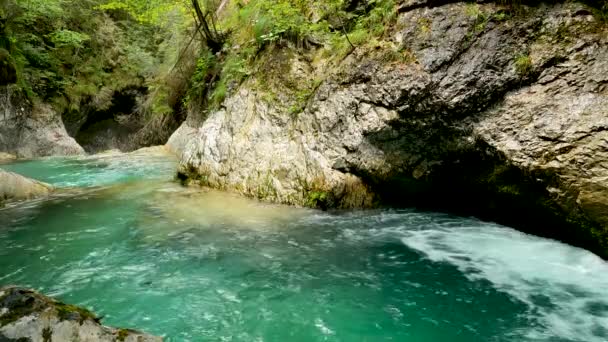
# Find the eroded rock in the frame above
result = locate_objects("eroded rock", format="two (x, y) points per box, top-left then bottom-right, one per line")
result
(0, 99), (85, 158)
(172, 2), (608, 257)
(0, 286), (161, 342)
(0, 169), (52, 206)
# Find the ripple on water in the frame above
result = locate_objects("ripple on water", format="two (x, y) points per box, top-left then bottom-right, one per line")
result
(0, 153), (607, 341)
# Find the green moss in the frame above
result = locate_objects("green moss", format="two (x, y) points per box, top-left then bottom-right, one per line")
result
(116, 328), (131, 341)
(304, 186), (346, 209)
(514, 54), (533, 75)
(255, 172), (278, 201)
(210, 80), (227, 109)
(306, 190), (329, 208)
(417, 18), (432, 36)
(176, 164), (210, 186)
(55, 302), (97, 324)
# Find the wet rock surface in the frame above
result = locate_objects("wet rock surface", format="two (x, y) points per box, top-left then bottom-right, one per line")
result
(0, 286), (161, 342)
(0, 169), (52, 206)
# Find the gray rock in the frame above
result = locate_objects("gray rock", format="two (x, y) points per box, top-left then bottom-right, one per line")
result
(172, 2), (608, 256)
(0, 95), (85, 158)
(0, 169), (52, 206)
(0, 286), (162, 342)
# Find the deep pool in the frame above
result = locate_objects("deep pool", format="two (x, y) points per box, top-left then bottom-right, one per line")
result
(1, 151), (607, 341)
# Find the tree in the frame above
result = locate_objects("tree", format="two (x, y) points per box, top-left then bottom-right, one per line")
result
(191, 0), (225, 53)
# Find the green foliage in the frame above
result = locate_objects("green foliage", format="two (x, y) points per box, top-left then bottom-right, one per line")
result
(185, 49), (216, 104)
(3, 0), (400, 124)
(514, 54), (533, 75)
(465, 3), (490, 34)
(97, 0), (190, 27)
(48, 30), (90, 49)
(306, 190), (331, 209)
(210, 79), (227, 106)
(288, 78), (321, 116)
(225, 0), (314, 49)
(0, 0), (192, 128)
(189, 0), (399, 111)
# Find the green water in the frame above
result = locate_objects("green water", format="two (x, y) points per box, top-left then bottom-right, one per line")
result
(1, 152), (607, 341)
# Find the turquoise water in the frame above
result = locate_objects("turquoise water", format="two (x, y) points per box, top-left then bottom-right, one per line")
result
(1, 152), (607, 341)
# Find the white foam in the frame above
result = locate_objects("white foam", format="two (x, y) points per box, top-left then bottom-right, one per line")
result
(398, 220), (608, 341)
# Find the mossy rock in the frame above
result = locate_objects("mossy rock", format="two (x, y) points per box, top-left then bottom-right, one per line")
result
(0, 48), (17, 85)
(0, 286), (162, 341)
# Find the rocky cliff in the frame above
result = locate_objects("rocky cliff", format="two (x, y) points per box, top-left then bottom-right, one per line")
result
(0, 93), (85, 158)
(170, 1), (608, 257)
(0, 286), (161, 342)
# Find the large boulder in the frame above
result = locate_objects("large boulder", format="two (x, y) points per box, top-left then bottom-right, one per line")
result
(0, 99), (85, 158)
(0, 286), (161, 342)
(172, 2), (608, 257)
(0, 169), (52, 206)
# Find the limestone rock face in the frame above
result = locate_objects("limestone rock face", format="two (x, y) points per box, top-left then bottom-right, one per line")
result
(0, 152), (16, 163)
(0, 286), (162, 342)
(0, 98), (85, 158)
(171, 2), (608, 256)
(0, 169), (52, 206)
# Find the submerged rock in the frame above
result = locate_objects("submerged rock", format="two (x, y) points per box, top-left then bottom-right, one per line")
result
(0, 169), (52, 206)
(0, 286), (161, 342)
(171, 2), (608, 257)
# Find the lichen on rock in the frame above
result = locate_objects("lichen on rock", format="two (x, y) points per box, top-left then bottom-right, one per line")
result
(0, 286), (161, 342)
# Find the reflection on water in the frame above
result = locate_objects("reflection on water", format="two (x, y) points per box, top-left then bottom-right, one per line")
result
(0, 151), (607, 341)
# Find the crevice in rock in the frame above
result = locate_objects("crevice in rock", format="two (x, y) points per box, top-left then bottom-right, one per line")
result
(347, 130), (606, 257)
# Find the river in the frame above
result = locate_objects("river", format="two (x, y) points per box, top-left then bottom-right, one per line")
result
(1, 149), (607, 341)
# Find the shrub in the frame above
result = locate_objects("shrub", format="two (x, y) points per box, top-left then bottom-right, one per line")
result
(514, 54), (533, 75)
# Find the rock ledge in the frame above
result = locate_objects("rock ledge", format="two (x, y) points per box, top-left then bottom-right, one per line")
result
(0, 286), (162, 342)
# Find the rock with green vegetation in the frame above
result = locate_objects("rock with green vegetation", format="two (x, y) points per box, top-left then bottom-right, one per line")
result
(0, 169), (52, 206)
(0, 0), (191, 155)
(172, 1), (608, 257)
(0, 286), (162, 342)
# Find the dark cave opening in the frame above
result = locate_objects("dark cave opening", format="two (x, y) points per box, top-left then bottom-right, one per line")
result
(75, 86), (146, 153)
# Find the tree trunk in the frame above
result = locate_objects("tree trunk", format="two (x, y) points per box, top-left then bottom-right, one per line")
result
(191, 0), (224, 53)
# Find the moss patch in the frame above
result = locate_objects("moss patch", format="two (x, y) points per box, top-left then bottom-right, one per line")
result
(514, 54), (533, 75)
(55, 302), (97, 324)
(306, 190), (331, 209)
(116, 328), (133, 341)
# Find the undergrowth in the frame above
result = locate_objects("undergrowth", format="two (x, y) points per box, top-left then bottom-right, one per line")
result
(184, 0), (398, 112)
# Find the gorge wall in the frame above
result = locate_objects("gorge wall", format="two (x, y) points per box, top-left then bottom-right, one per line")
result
(170, 1), (608, 257)
(0, 93), (85, 158)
